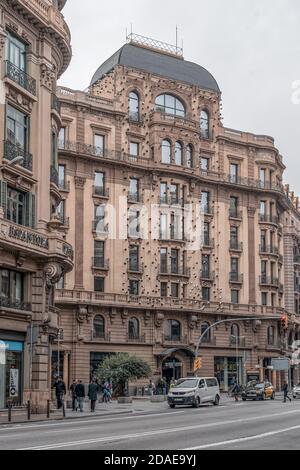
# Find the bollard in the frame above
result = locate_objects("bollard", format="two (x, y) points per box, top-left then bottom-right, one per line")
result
(62, 401), (66, 418)
(47, 400), (50, 419)
(8, 403), (12, 423)
(27, 401), (31, 421)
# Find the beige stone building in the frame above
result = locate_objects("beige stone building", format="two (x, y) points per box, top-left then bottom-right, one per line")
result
(54, 34), (300, 393)
(0, 0), (73, 410)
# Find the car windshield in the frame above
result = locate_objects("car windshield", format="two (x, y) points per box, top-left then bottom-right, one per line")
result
(174, 379), (198, 389)
(255, 384), (265, 389)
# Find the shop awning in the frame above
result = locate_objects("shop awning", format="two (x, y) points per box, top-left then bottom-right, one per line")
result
(156, 347), (196, 358)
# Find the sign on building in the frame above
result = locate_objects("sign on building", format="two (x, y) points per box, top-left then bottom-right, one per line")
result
(271, 358), (290, 371)
(9, 369), (19, 398)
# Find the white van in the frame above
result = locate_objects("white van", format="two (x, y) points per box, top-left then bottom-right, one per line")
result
(168, 377), (220, 408)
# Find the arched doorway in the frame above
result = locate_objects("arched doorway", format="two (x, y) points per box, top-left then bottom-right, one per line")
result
(162, 357), (182, 384)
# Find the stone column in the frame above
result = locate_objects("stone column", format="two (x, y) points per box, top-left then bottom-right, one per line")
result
(248, 205), (257, 304)
(63, 352), (69, 389)
(74, 177), (86, 289)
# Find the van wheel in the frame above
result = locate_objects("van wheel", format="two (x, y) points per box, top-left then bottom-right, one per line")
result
(213, 395), (220, 406)
(271, 393), (275, 400)
(193, 397), (200, 408)
(169, 404), (175, 409)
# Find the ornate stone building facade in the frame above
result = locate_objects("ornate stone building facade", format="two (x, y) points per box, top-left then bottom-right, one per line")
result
(0, 0), (73, 410)
(53, 35), (299, 392)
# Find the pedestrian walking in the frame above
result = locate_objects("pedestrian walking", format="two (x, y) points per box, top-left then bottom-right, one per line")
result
(283, 381), (292, 403)
(88, 380), (99, 412)
(75, 380), (85, 412)
(53, 376), (66, 409)
(102, 382), (112, 403)
(231, 382), (241, 402)
(69, 379), (78, 411)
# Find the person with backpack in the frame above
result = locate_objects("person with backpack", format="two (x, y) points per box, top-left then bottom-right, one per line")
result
(75, 380), (85, 412)
(231, 381), (241, 402)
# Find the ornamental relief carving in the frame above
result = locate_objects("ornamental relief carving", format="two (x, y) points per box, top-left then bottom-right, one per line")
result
(5, 86), (33, 112)
(44, 262), (64, 287)
(40, 63), (56, 90)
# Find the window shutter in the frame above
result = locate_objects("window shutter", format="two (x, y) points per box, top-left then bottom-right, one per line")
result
(25, 193), (36, 228)
(0, 180), (7, 217)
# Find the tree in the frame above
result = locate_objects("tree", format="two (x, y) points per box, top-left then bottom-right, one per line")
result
(95, 353), (152, 396)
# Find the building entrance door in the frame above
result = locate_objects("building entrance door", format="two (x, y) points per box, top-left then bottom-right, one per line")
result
(162, 357), (182, 385)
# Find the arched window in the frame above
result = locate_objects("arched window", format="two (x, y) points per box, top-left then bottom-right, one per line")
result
(186, 144), (193, 168)
(175, 141), (183, 166)
(155, 94), (185, 117)
(201, 322), (211, 343)
(161, 139), (171, 164)
(93, 315), (105, 338)
(164, 319), (181, 342)
(268, 326), (275, 346)
(200, 110), (209, 139)
(128, 317), (139, 339)
(129, 91), (140, 121)
(230, 324), (240, 345)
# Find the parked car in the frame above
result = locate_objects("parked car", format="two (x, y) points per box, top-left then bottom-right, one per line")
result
(168, 377), (220, 408)
(293, 383), (300, 399)
(242, 381), (275, 401)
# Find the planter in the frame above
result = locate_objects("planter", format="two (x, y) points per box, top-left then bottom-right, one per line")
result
(117, 397), (133, 404)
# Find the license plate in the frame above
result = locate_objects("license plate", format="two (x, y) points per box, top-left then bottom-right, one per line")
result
(174, 398), (183, 402)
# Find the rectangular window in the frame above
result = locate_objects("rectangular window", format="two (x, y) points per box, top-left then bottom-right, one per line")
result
(130, 142), (139, 159)
(230, 226), (238, 248)
(231, 290), (239, 304)
(170, 213), (181, 240)
(229, 196), (238, 218)
(171, 283), (179, 298)
(94, 205), (105, 232)
(58, 127), (66, 149)
(203, 222), (210, 246)
(171, 249), (179, 274)
(170, 184), (179, 204)
(262, 292), (268, 306)
(201, 191), (210, 214)
(129, 280), (139, 296)
(160, 214), (168, 239)
(160, 183), (167, 204)
(0, 268), (25, 306)
(160, 248), (168, 273)
(260, 169), (266, 188)
(231, 258), (239, 274)
(202, 255), (210, 277)
(94, 277), (105, 292)
(6, 32), (26, 71)
(128, 210), (140, 238)
(7, 187), (25, 225)
(202, 287), (210, 302)
(261, 230), (267, 251)
(230, 163), (238, 183)
(57, 275), (65, 290)
(160, 282), (168, 297)
(6, 105), (28, 151)
(129, 245), (139, 272)
(260, 201), (266, 216)
(58, 165), (65, 190)
(271, 293), (276, 307)
(94, 241), (105, 267)
(94, 172), (105, 195)
(94, 134), (104, 156)
(129, 178), (139, 202)
(201, 157), (209, 173)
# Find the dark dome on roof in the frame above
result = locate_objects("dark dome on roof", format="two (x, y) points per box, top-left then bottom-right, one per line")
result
(90, 43), (220, 93)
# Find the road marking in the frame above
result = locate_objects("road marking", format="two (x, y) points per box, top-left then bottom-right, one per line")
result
(18, 409), (300, 450)
(183, 424), (300, 449)
(0, 411), (185, 434)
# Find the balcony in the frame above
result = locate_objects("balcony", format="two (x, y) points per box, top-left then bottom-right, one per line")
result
(58, 180), (70, 192)
(93, 220), (109, 234)
(91, 332), (111, 342)
(265, 340), (283, 351)
(200, 270), (215, 281)
(259, 214), (280, 225)
(229, 209), (243, 220)
(201, 205), (213, 216)
(57, 215), (70, 228)
(128, 262), (144, 274)
(126, 333), (146, 343)
(51, 93), (61, 114)
(229, 337), (246, 348)
(162, 335), (188, 346)
(159, 266), (191, 278)
(128, 192), (144, 204)
(5, 61), (36, 96)
(3, 140), (33, 172)
(93, 186), (110, 199)
(229, 240), (243, 252)
(0, 296), (31, 312)
(92, 257), (109, 271)
(259, 245), (279, 256)
(128, 111), (141, 123)
(229, 272), (244, 284)
(159, 195), (184, 206)
(50, 166), (59, 186)
(259, 276), (279, 288)
(202, 238), (215, 249)
(159, 232), (186, 243)
(294, 255), (300, 266)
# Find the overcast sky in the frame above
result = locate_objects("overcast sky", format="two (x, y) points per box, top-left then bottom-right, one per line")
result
(59, 0), (300, 194)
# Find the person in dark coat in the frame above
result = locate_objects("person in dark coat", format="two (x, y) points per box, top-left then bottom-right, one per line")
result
(283, 381), (292, 403)
(75, 380), (85, 412)
(88, 380), (99, 412)
(69, 379), (78, 411)
(53, 377), (66, 409)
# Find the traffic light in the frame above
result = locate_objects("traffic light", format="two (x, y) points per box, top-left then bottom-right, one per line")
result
(280, 315), (288, 330)
(194, 357), (202, 372)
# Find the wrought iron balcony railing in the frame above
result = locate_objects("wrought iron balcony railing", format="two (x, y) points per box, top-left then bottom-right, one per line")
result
(259, 276), (279, 287)
(229, 240), (243, 251)
(126, 333), (146, 343)
(93, 186), (110, 198)
(5, 61), (37, 96)
(159, 195), (184, 206)
(259, 245), (279, 255)
(200, 270), (215, 281)
(92, 257), (110, 270)
(159, 266), (191, 277)
(128, 192), (144, 203)
(92, 332), (111, 342)
(0, 296), (31, 312)
(229, 209), (243, 220)
(259, 214), (280, 225)
(93, 220), (109, 233)
(202, 238), (215, 248)
(3, 140), (33, 171)
(128, 262), (144, 274)
(229, 272), (244, 283)
(50, 166), (59, 186)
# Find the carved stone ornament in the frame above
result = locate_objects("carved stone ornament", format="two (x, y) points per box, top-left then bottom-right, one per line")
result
(0, 27), (7, 60)
(109, 307), (117, 324)
(188, 314), (198, 330)
(144, 310), (151, 326)
(121, 309), (129, 325)
(40, 63), (56, 90)
(77, 306), (88, 324)
(44, 262), (63, 287)
(155, 312), (164, 328)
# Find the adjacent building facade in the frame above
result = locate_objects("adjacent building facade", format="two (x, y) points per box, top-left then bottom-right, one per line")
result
(55, 34), (300, 393)
(0, 0), (73, 410)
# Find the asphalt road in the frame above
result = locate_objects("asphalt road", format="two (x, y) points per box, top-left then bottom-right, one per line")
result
(0, 399), (300, 451)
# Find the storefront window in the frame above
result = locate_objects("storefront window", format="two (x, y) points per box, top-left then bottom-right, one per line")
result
(214, 356), (244, 392)
(0, 340), (24, 408)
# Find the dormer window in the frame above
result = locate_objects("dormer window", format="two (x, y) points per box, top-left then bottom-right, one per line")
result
(200, 110), (209, 138)
(129, 91), (140, 121)
(155, 94), (185, 117)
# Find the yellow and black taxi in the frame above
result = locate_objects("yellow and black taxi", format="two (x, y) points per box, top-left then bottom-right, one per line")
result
(242, 381), (275, 401)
